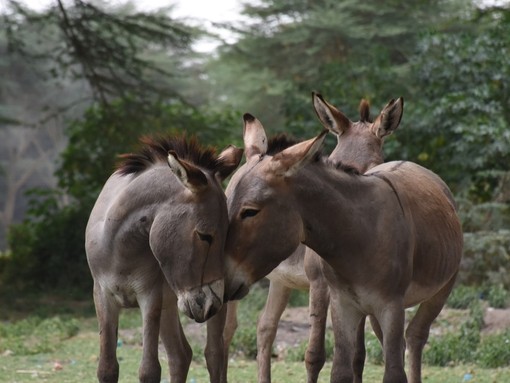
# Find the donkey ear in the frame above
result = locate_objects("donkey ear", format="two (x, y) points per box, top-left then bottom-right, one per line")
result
(270, 130), (327, 177)
(312, 92), (351, 136)
(371, 97), (404, 138)
(215, 145), (244, 181)
(243, 113), (268, 160)
(167, 151), (208, 193)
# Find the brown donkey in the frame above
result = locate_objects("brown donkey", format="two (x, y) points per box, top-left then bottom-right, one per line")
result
(223, 117), (462, 383)
(85, 134), (242, 383)
(221, 93), (404, 383)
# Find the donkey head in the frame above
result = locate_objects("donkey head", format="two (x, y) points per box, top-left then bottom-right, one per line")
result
(224, 115), (326, 300)
(149, 144), (243, 322)
(313, 92), (403, 173)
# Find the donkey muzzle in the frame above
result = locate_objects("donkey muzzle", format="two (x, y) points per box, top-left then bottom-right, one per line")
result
(177, 279), (224, 322)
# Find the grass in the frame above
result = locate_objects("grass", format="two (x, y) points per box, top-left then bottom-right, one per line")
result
(1, 316), (510, 383)
(1, 286), (510, 382)
(2, 334), (510, 383)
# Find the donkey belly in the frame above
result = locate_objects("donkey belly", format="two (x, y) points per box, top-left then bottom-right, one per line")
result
(98, 266), (165, 308)
(88, 236), (164, 309)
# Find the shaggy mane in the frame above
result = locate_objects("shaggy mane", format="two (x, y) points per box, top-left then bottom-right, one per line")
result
(267, 133), (324, 163)
(334, 161), (361, 175)
(116, 134), (219, 176)
(267, 133), (300, 155)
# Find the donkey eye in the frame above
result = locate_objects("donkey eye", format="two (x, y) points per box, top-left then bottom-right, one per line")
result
(240, 208), (259, 219)
(197, 231), (213, 245)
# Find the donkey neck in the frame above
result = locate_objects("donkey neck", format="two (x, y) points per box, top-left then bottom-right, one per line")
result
(104, 165), (186, 240)
(292, 163), (402, 268)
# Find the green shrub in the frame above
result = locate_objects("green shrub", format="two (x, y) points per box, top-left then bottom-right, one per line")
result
(2, 191), (92, 295)
(286, 340), (307, 362)
(365, 332), (383, 365)
(229, 282), (269, 359)
(424, 300), (483, 366)
(477, 329), (510, 368)
(447, 285), (480, 309)
(231, 325), (258, 359)
(285, 330), (334, 363)
(1, 100), (241, 297)
(460, 231), (510, 289)
(289, 290), (309, 308)
(484, 284), (509, 308)
(0, 316), (80, 355)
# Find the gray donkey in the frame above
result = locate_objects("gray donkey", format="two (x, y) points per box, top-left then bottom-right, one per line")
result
(222, 93), (404, 383)
(224, 116), (462, 383)
(86, 134), (242, 383)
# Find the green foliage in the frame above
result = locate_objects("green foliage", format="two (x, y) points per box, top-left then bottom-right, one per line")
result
(404, 8), (510, 195)
(230, 282), (271, 359)
(447, 285), (481, 309)
(458, 198), (510, 232)
(484, 284), (509, 309)
(424, 300), (483, 366)
(288, 289), (309, 308)
(285, 331), (335, 363)
(3, 0), (200, 108)
(477, 329), (510, 368)
(2, 190), (91, 294)
(231, 325), (259, 359)
(459, 231), (510, 289)
(58, 98), (240, 204)
(3, 99), (240, 294)
(447, 283), (509, 310)
(210, 0), (470, 138)
(365, 332), (384, 365)
(0, 316), (79, 355)
(285, 339), (308, 362)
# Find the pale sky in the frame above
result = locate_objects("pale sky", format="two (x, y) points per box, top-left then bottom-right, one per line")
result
(3, 0), (242, 18)
(0, 0), (245, 51)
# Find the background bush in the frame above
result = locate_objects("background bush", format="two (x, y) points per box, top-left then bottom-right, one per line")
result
(459, 231), (510, 289)
(0, 316), (79, 355)
(477, 329), (510, 368)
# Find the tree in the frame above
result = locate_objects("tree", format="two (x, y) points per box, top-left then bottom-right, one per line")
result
(206, 0), (468, 135)
(1, 98), (240, 293)
(0, 0), (203, 250)
(3, 0), (200, 109)
(0, 1), (236, 291)
(403, 5), (510, 196)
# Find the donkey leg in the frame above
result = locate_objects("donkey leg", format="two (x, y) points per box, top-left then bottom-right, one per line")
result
(368, 315), (383, 344)
(405, 276), (457, 383)
(329, 290), (364, 383)
(220, 300), (240, 383)
(352, 317), (366, 383)
(257, 281), (292, 383)
(376, 303), (407, 383)
(93, 281), (120, 383)
(205, 304), (227, 383)
(160, 289), (192, 383)
(304, 254), (330, 383)
(138, 287), (163, 383)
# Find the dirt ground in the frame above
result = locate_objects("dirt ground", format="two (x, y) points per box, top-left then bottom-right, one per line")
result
(180, 305), (510, 359)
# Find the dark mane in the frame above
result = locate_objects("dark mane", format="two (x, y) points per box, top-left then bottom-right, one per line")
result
(267, 133), (300, 155)
(267, 133), (324, 162)
(116, 134), (219, 176)
(335, 161), (361, 175)
(322, 158), (361, 175)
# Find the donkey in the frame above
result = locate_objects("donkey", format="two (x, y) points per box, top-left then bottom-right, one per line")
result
(223, 117), (462, 383)
(221, 93), (404, 383)
(85, 134), (242, 383)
